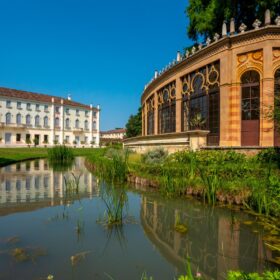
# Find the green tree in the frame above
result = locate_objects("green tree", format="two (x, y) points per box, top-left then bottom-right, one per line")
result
(186, 0), (280, 41)
(125, 107), (142, 138)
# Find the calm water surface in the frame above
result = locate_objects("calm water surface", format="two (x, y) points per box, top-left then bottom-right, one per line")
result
(0, 158), (279, 280)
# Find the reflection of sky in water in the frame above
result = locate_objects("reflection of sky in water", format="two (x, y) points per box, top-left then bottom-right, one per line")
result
(0, 159), (278, 280)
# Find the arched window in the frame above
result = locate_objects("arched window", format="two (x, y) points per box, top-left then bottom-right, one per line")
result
(26, 114), (31, 125)
(65, 118), (70, 129)
(158, 82), (176, 134)
(241, 70), (260, 146)
(5, 113), (11, 124)
(35, 115), (40, 127)
(75, 119), (79, 128)
(16, 113), (22, 124)
(84, 120), (88, 130)
(241, 70), (260, 121)
(181, 61), (220, 145)
(147, 95), (154, 135)
(44, 116), (48, 127)
(55, 117), (60, 128)
(93, 121), (96, 130)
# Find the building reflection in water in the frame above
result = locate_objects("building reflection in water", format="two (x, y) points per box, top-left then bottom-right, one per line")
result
(0, 157), (99, 206)
(140, 195), (277, 280)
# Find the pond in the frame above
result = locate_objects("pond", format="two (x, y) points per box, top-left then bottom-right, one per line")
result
(0, 158), (279, 280)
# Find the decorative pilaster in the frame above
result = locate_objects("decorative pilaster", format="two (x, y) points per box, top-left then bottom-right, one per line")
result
(261, 45), (274, 146)
(60, 99), (64, 144)
(96, 105), (100, 147)
(176, 78), (182, 132)
(89, 104), (93, 144)
(50, 98), (55, 145)
(154, 94), (158, 135)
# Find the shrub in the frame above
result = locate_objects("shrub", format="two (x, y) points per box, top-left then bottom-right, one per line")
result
(257, 148), (280, 168)
(142, 148), (168, 164)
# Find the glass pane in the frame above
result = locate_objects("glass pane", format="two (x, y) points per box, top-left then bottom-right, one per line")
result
(251, 98), (259, 110)
(242, 110), (251, 120)
(251, 86), (259, 98)
(251, 109), (259, 120)
(242, 87), (250, 99)
(242, 99), (250, 111)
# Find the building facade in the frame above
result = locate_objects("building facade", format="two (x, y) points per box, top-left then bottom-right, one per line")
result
(124, 11), (280, 152)
(0, 87), (100, 147)
(100, 128), (126, 140)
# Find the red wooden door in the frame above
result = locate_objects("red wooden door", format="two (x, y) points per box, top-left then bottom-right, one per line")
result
(241, 71), (260, 147)
(241, 120), (260, 146)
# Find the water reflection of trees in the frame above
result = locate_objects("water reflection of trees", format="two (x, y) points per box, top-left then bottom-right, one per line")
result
(140, 194), (276, 280)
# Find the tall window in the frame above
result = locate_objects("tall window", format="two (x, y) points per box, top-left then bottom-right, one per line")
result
(75, 119), (80, 128)
(240, 70), (260, 146)
(5, 113), (11, 124)
(35, 115), (40, 127)
(84, 120), (89, 130)
(44, 116), (48, 127)
(147, 95), (154, 135)
(241, 70), (260, 121)
(26, 114), (31, 125)
(158, 82), (176, 134)
(65, 118), (70, 129)
(93, 121), (96, 130)
(181, 62), (220, 146)
(16, 113), (22, 124)
(55, 117), (60, 128)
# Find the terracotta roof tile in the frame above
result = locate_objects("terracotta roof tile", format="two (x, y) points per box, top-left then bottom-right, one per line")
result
(0, 87), (97, 110)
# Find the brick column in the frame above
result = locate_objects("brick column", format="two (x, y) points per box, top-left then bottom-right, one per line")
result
(144, 103), (148, 136)
(261, 45), (274, 146)
(176, 78), (182, 132)
(142, 105), (145, 136)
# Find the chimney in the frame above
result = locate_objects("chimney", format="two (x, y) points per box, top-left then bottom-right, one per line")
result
(67, 94), (71, 101)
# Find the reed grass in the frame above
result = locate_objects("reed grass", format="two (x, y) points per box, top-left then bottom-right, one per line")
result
(48, 145), (74, 163)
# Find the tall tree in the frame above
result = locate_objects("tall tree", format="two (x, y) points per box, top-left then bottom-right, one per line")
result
(186, 0), (280, 41)
(125, 107), (142, 138)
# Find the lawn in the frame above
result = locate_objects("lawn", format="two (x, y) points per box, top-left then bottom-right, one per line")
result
(0, 147), (97, 167)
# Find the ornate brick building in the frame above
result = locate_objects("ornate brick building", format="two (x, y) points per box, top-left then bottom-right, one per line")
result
(124, 11), (280, 152)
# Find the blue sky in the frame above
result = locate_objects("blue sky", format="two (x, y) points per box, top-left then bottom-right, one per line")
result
(0, 0), (192, 130)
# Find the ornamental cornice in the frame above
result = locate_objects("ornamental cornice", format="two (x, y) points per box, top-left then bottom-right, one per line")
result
(142, 26), (280, 104)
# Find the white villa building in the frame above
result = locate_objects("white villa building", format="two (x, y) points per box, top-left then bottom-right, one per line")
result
(0, 87), (100, 147)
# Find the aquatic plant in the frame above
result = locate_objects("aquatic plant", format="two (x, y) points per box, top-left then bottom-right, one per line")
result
(48, 145), (74, 163)
(98, 185), (128, 226)
(174, 212), (188, 234)
(10, 247), (47, 263)
(88, 148), (129, 183)
(199, 167), (221, 205)
(70, 251), (91, 266)
(227, 270), (280, 280)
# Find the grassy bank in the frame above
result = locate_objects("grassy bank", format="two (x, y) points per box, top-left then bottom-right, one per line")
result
(0, 147), (96, 167)
(86, 147), (280, 218)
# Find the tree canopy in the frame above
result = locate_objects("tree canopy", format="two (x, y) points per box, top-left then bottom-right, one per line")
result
(125, 107), (142, 138)
(186, 0), (280, 41)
